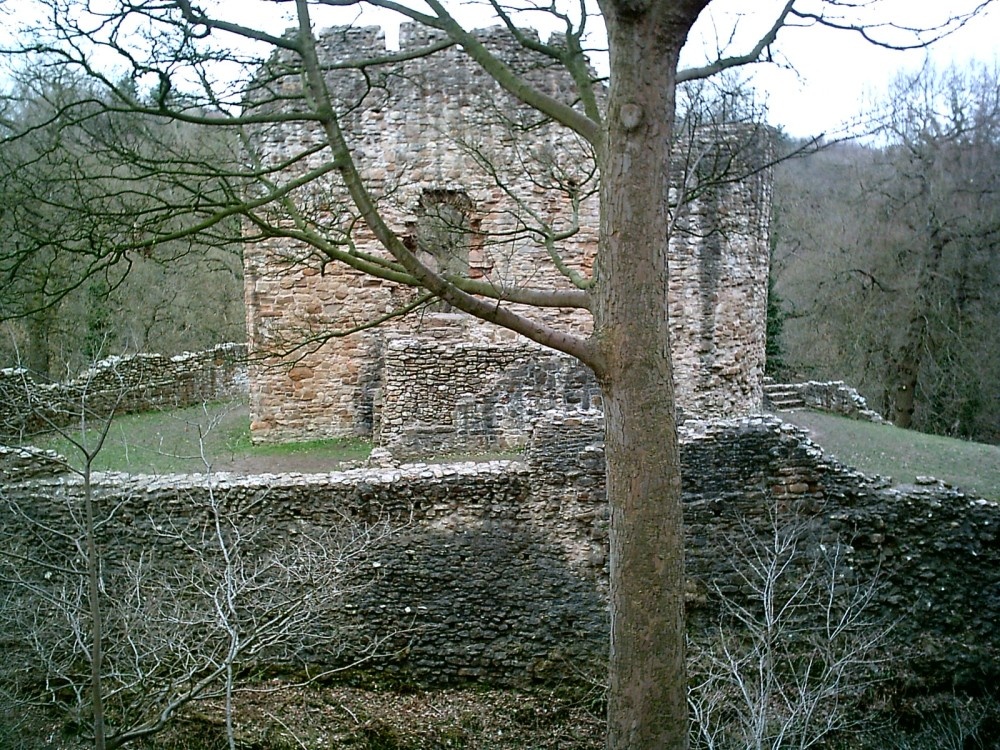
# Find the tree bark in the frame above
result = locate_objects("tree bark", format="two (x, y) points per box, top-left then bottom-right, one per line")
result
(593, 3), (706, 747)
(889, 314), (924, 429)
(24, 297), (54, 379)
(84, 466), (107, 750)
(890, 220), (946, 429)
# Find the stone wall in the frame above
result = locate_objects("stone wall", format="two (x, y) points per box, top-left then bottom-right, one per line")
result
(0, 344), (248, 441)
(3, 416), (997, 706)
(374, 336), (600, 457)
(767, 379), (885, 422)
(243, 23), (772, 445)
(0, 445), (67, 483)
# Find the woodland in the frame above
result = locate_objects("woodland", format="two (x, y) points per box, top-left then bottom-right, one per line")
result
(772, 63), (1000, 446)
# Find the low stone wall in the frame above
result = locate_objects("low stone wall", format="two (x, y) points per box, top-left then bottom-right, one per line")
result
(374, 337), (600, 458)
(0, 343), (248, 441)
(0, 445), (68, 483)
(3, 414), (997, 707)
(768, 379), (885, 422)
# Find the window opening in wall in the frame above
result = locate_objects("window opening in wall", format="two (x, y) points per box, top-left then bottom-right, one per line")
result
(413, 189), (476, 312)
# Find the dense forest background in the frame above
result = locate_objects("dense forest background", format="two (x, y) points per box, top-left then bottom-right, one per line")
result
(771, 64), (1000, 445)
(0, 76), (246, 379)
(2, 65), (997, 445)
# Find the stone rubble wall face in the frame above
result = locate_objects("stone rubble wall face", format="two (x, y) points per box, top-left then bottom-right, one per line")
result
(4, 416), (996, 695)
(374, 337), (600, 457)
(243, 24), (771, 446)
(0, 344), (248, 442)
(0, 445), (67, 483)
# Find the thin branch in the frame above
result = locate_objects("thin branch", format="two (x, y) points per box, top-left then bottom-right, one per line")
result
(678, 1), (795, 83)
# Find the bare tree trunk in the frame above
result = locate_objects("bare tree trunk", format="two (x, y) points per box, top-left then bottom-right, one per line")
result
(24, 300), (54, 379)
(889, 314), (925, 429)
(595, 4), (699, 748)
(890, 221), (946, 429)
(83, 466), (107, 750)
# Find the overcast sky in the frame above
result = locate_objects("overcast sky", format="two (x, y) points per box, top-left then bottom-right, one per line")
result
(714, 1), (1000, 138)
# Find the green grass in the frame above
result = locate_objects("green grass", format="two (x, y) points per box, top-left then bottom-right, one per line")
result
(23, 400), (1000, 500)
(25, 399), (371, 475)
(782, 409), (1000, 501)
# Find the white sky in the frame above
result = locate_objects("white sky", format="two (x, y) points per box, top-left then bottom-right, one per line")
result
(712, 1), (1000, 138)
(5, 0), (999, 138)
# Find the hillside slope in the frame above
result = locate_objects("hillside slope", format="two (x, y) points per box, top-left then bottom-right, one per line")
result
(781, 409), (1000, 501)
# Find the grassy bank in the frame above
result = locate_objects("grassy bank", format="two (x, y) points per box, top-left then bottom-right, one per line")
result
(781, 409), (1000, 501)
(25, 399), (370, 474)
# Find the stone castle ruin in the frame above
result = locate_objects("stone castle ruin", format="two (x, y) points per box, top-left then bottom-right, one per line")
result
(244, 24), (773, 452)
(5, 414), (998, 734)
(4, 26), (999, 745)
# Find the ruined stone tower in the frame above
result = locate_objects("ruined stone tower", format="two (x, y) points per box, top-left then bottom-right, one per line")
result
(243, 24), (773, 453)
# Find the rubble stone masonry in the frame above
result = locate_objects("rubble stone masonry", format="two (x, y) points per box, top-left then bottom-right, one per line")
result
(243, 24), (772, 449)
(0, 343), (247, 442)
(3, 416), (997, 707)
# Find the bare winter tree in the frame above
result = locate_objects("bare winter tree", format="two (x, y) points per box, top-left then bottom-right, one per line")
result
(1, 486), (392, 749)
(0, 377), (393, 750)
(773, 63), (1000, 444)
(687, 510), (885, 750)
(3, 2), (995, 747)
(868, 64), (1000, 435)
(0, 73), (245, 377)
